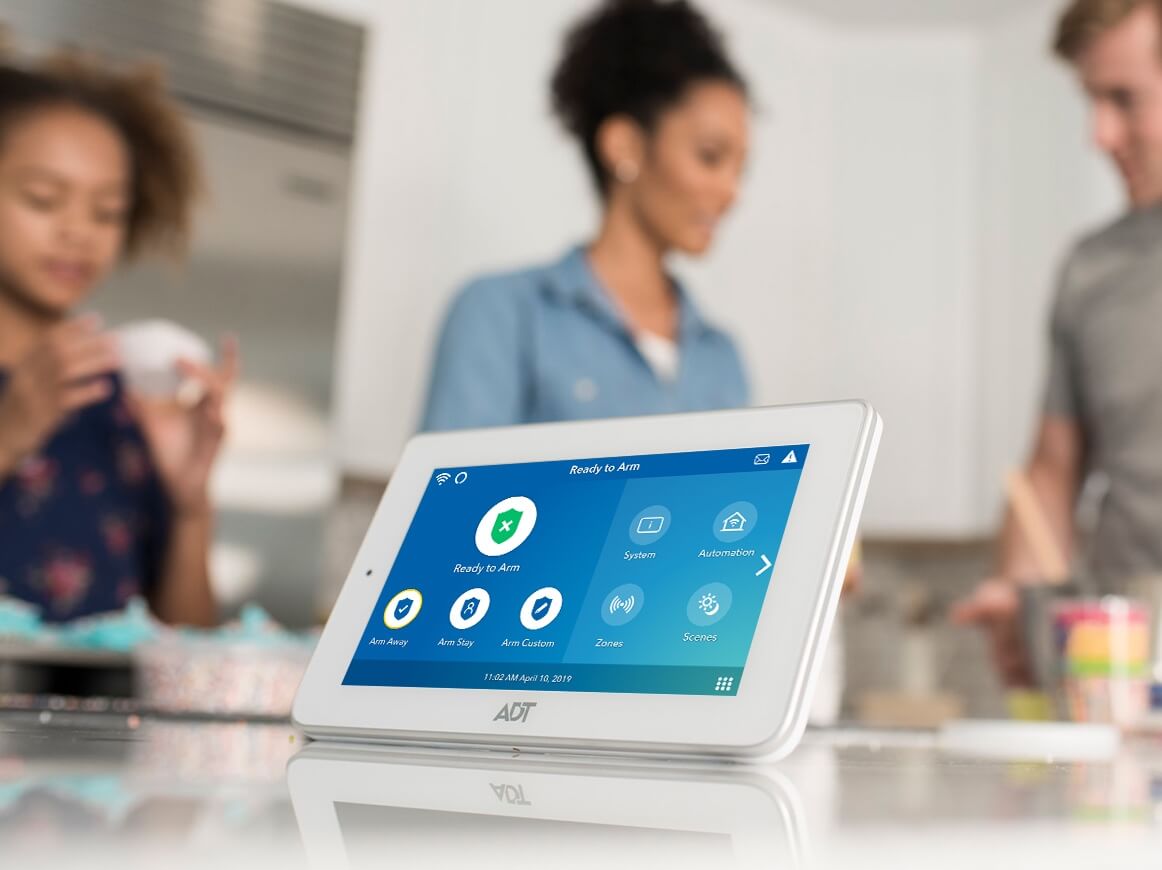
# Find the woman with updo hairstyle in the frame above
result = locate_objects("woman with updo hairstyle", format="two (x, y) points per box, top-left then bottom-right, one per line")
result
(0, 50), (234, 625)
(421, 0), (751, 430)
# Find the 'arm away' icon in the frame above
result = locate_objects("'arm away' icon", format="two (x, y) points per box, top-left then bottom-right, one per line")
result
(394, 598), (414, 620)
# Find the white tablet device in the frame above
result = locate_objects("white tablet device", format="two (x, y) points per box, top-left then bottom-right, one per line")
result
(294, 401), (881, 760)
(288, 742), (807, 869)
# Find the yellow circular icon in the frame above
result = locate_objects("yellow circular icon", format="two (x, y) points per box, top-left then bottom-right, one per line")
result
(383, 588), (423, 629)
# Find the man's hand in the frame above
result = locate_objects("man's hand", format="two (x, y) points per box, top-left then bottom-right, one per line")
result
(950, 579), (1033, 688)
(0, 315), (119, 473)
(955, 419), (1082, 688)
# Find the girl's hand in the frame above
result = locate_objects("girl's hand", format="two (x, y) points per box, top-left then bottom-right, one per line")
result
(0, 316), (119, 470)
(132, 336), (238, 516)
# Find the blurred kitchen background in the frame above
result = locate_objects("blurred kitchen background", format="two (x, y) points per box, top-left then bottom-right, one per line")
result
(0, 0), (1124, 718)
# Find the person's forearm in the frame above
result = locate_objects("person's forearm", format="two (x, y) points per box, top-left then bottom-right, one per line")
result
(0, 436), (16, 483)
(151, 509), (218, 627)
(0, 416), (25, 483)
(996, 459), (1078, 581)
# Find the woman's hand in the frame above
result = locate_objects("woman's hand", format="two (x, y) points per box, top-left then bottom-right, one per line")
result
(132, 336), (238, 516)
(0, 316), (119, 473)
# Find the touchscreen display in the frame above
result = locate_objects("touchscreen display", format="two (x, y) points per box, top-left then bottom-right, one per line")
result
(343, 444), (807, 696)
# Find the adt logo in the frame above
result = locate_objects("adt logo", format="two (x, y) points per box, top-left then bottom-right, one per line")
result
(490, 783), (532, 806)
(493, 701), (537, 723)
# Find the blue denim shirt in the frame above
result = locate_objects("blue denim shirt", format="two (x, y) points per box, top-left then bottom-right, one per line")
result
(421, 246), (749, 431)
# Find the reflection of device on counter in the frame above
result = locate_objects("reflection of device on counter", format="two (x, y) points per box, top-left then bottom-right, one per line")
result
(289, 743), (806, 870)
(113, 319), (212, 401)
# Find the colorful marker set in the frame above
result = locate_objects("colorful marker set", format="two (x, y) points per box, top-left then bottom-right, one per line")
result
(1054, 598), (1150, 727)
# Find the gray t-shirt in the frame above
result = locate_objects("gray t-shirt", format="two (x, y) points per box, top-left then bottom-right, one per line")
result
(1045, 203), (1162, 590)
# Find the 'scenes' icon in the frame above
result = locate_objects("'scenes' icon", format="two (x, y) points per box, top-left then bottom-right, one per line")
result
(687, 582), (732, 627)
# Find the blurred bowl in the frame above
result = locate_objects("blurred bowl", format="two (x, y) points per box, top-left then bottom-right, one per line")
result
(134, 633), (313, 719)
(113, 319), (211, 400)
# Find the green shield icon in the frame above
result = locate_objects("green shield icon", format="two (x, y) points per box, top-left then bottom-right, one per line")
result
(491, 508), (523, 545)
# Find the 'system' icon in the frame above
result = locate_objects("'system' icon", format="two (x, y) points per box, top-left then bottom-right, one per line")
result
(636, 516), (665, 535)
(629, 504), (672, 546)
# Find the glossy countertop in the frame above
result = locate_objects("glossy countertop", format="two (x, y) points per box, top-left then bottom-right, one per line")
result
(3, 708), (1160, 870)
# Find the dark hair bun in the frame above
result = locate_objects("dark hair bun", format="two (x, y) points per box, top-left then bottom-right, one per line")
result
(551, 0), (746, 193)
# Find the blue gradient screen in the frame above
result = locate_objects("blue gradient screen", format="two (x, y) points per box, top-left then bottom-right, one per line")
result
(343, 444), (808, 696)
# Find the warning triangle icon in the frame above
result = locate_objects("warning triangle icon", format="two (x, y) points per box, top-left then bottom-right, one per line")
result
(781, 450), (798, 464)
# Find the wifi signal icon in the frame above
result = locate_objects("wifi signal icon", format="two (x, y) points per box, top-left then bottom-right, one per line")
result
(436, 472), (452, 485)
(602, 584), (644, 625)
(608, 595), (636, 615)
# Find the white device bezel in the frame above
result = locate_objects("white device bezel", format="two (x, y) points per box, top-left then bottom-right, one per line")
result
(294, 401), (881, 760)
(287, 742), (806, 869)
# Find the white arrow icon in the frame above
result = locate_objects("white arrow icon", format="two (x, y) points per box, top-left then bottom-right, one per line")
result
(781, 450), (798, 464)
(755, 554), (772, 576)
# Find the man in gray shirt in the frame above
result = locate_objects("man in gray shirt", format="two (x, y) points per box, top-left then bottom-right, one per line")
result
(955, 0), (1162, 684)
(1049, 207), (1162, 585)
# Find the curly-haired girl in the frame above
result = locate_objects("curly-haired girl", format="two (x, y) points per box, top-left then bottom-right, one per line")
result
(0, 51), (233, 625)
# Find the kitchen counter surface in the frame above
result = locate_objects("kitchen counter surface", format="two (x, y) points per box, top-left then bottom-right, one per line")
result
(4, 709), (1160, 869)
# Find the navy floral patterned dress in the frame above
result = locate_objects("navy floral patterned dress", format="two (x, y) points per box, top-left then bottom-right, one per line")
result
(0, 372), (171, 621)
